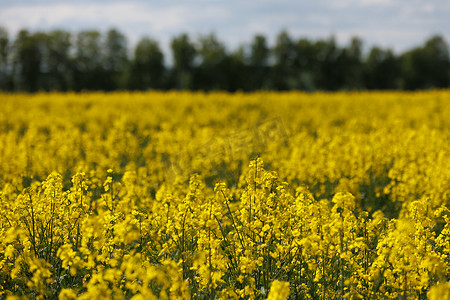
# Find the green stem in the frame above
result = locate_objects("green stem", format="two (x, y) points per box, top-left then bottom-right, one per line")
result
(221, 190), (245, 250)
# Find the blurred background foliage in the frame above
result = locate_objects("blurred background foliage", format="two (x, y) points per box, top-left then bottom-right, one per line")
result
(0, 27), (449, 92)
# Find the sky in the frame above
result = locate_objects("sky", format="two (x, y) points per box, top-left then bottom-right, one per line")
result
(1, 0), (449, 59)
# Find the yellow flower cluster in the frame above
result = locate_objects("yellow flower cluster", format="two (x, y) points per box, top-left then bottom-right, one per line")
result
(0, 91), (449, 299)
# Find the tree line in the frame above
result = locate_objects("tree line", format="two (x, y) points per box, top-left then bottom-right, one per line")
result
(0, 27), (449, 92)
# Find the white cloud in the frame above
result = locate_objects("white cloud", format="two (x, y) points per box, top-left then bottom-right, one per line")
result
(360, 0), (393, 6)
(422, 4), (435, 13)
(329, 0), (394, 9)
(0, 0), (448, 55)
(0, 2), (231, 33)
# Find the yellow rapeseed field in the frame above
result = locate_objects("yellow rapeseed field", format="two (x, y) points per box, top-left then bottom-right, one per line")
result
(0, 91), (449, 299)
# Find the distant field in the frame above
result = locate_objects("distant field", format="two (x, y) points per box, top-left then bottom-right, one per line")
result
(0, 91), (449, 299)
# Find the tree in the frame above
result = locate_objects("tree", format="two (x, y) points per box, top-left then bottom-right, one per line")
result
(227, 46), (249, 91)
(272, 30), (297, 90)
(313, 36), (342, 90)
(340, 37), (364, 90)
(248, 34), (270, 90)
(0, 27), (10, 90)
(104, 28), (129, 90)
(129, 37), (165, 90)
(400, 35), (450, 90)
(196, 33), (228, 90)
(295, 38), (317, 91)
(12, 30), (43, 92)
(365, 46), (400, 90)
(170, 33), (197, 90)
(422, 35), (449, 88)
(41, 30), (73, 91)
(3, 27), (449, 92)
(74, 30), (104, 90)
